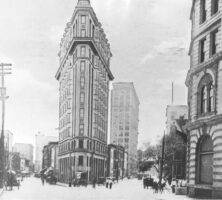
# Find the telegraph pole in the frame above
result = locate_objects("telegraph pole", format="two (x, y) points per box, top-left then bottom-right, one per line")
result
(0, 63), (12, 188)
(159, 131), (165, 185)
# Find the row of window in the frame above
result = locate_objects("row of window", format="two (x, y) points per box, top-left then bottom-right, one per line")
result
(94, 127), (106, 142)
(94, 113), (107, 131)
(60, 85), (71, 105)
(199, 28), (219, 63)
(59, 139), (107, 155)
(60, 100), (71, 117)
(60, 113), (71, 129)
(200, 0), (219, 24)
(59, 127), (71, 141)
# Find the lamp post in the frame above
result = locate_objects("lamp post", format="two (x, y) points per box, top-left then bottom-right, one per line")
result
(0, 63), (12, 189)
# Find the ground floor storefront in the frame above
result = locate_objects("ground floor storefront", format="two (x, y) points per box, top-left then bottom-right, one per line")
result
(58, 152), (107, 183)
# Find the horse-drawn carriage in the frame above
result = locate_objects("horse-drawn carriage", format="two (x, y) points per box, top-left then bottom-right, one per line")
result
(5, 171), (20, 190)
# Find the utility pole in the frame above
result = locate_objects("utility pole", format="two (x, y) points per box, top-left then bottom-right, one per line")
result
(0, 63), (12, 188)
(159, 131), (165, 185)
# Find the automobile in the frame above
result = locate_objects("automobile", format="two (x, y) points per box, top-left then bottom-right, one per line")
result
(46, 175), (57, 185)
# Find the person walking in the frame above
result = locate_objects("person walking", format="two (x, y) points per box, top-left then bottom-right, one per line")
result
(92, 177), (96, 188)
(109, 178), (113, 189)
(41, 174), (45, 186)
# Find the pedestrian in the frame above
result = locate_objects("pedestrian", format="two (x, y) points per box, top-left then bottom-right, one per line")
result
(106, 179), (109, 188)
(109, 178), (113, 189)
(41, 174), (45, 186)
(92, 177), (96, 188)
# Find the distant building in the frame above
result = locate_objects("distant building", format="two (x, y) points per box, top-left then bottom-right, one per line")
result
(107, 144), (125, 179)
(35, 133), (58, 172)
(10, 152), (21, 172)
(110, 82), (139, 175)
(13, 143), (33, 166)
(165, 105), (188, 180)
(166, 105), (188, 135)
(55, 0), (113, 183)
(4, 130), (13, 170)
(4, 130), (13, 153)
(42, 142), (59, 175)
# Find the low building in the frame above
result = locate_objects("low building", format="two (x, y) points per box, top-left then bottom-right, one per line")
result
(107, 144), (125, 180)
(42, 142), (59, 175)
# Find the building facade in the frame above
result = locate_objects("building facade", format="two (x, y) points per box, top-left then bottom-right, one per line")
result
(35, 133), (58, 172)
(13, 143), (33, 165)
(107, 144), (125, 179)
(166, 105), (188, 135)
(186, 0), (222, 198)
(42, 142), (59, 175)
(55, 0), (114, 183)
(110, 82), (139, 175)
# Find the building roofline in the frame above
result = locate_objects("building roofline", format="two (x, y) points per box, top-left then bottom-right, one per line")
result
(112, 82), (140, 104)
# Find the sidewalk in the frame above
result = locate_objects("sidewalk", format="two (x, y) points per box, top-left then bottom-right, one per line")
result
(0, 188), (4, 197)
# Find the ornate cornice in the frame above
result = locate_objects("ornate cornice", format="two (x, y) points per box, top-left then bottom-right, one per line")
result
(183, 114), (222, 131)
(185, 52), (222, 86)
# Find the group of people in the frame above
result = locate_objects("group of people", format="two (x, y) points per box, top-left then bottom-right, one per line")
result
(142, 175), (166, 193)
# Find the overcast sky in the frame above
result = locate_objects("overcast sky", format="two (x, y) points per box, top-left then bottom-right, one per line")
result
(0, 0), (191, 148)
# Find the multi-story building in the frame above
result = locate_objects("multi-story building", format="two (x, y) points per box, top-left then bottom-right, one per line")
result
(185, 0), (222, 198)
(35, 133), (58, 172)
(110, 82), (139, 175)
(166, 105), (188, 135)
(107, 144), (125, 179)
(42, 142), (59, 176)
(55, 0), (114, 183)
(13, 143), (33, 166)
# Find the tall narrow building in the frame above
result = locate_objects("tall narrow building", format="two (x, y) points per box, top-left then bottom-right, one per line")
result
(186, 0), (222, 198)
(55, 0), (114, 183)
(110, 82), (139, 175)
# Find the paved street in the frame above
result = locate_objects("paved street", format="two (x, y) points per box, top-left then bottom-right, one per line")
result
(0, 177), (209, 200)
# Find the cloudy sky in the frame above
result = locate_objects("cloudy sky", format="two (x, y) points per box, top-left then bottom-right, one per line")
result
(0, 0), (191, 148)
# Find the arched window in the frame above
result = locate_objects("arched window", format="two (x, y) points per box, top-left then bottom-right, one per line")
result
(201, 86), (207, 113)
(198, 74), (214, 115)
(197, 135), (213, 185)
(209, 83), (214, 112)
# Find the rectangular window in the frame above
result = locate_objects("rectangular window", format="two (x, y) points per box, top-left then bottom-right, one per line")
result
(80, 61), (85, 72)
(79, 140), (84, 149)
(79, 124), (84, 136)
(80, 77), (85, 88)
(80, 92), (85, 103)
(80, 108), (84, 119)
(200, 0), (206, 24)
(81, 29), (86, 37)
(81, 15), (86, 24)
(211, 29), (219, 56)
(78, 156), (83, 166)
(81, 47), (86, 57)
(200, 38), (206, 63)
(211, 0), (219, 15)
